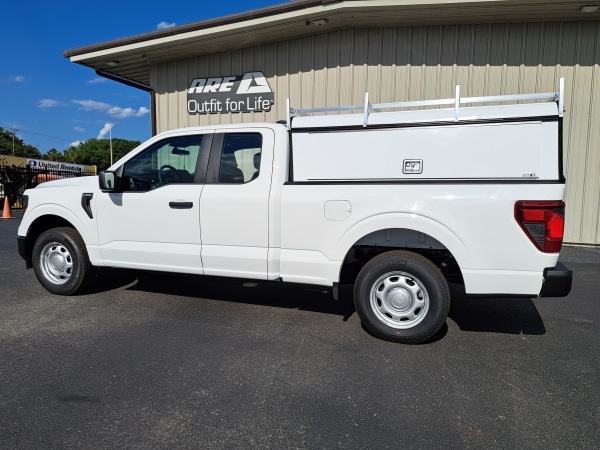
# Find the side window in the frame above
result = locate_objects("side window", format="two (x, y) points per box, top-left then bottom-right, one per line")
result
(218, 133), (263, 184)
(123, 136), (204, 192)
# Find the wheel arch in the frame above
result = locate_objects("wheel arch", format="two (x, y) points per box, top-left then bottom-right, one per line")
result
(335, 214), (471, 286)
(20, 207), (90, 268)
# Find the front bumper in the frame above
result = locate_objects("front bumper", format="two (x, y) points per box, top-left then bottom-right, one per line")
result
(539, 262), (572, 297)
(17, 236), (32, 269)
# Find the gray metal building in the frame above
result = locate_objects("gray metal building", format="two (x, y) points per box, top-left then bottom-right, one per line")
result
(64, 0), (600, 245)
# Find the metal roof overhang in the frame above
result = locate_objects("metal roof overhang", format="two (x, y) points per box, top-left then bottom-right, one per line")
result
(64, 0), (600, 86)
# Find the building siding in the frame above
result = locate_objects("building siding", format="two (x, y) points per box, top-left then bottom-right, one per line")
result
(151, 21), (600, 245)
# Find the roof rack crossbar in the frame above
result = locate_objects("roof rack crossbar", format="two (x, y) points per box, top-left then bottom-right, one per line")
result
(286, 78), (564, 129)
(291, 104), (365, 115)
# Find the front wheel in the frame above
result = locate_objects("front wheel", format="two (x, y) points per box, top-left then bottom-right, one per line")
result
(354, 250), (450, 344)
(32, 227), (93, 295)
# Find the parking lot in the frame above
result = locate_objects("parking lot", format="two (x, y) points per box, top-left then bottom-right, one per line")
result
(0, 216), (598, 449)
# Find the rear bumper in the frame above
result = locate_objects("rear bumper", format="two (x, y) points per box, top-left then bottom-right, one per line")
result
(539, 262), (572, 297)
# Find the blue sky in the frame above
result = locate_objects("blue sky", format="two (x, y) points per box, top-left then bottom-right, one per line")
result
(0, 0), (285, 155)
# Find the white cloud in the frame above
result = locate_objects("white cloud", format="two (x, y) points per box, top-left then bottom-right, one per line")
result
(86, 77), (108, 84)
(98, 123), (113, 139)
(72, 99), (112, 112)
(107, 106), (149, 119)
(157, 21), (176, 29)
(38, 99), (64, 109)
(74, 127), (85, 132)
(70, 141), (84, 148)
(72, 99), (149, 119)
(7, 75), (25, 82)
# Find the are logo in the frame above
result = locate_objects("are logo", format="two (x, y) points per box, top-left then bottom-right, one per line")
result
(187, 71), (275, 115)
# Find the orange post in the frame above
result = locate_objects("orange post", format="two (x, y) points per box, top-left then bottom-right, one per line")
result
(1, 196), (14, 219)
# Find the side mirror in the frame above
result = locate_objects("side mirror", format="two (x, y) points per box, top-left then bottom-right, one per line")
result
(99, 171), (119, 192)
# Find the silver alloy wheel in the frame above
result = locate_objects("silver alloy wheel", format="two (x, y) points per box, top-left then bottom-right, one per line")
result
(370, 271), (430, 329)
(39, 241), (74, 285)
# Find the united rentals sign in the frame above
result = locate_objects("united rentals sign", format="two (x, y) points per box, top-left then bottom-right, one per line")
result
(27, 158), (83, 172)
(187, 71), (274, 114)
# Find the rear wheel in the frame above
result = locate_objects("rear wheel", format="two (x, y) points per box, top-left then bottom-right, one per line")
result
(354, 250), (450, 344)
(32, 227), (92, 295)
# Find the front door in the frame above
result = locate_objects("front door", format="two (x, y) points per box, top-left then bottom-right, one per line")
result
(96, 133), (212, 274)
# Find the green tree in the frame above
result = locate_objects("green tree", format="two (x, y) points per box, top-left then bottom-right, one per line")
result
(62, 145), (83, 164)
(45, 148), (63, 161)
(0, 127), (42, 158)
(62, 138), (140, 169)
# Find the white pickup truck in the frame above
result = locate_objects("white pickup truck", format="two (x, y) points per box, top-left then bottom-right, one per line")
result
(17, 82), (572, 343)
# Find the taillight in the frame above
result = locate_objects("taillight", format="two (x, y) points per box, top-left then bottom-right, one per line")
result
(515, 201), (565, 253)
(22, 195), (29, 216)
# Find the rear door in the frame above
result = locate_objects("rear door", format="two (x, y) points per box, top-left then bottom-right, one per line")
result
(199, 128), (274, 279)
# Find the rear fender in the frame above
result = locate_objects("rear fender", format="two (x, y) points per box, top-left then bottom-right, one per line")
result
(333, 212), (472, 270)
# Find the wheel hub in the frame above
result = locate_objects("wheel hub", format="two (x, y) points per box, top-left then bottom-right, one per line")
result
(50, 254), (66, 272)
(39, 242), (73, 285)
(387, 287), (413, 311)
(369, 271), (430, 329)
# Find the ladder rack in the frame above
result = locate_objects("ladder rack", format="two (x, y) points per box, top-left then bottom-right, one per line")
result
(286, 78), (564, 129)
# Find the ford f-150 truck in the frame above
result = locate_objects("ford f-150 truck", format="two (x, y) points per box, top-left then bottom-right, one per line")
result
(17, 82), (572, 343)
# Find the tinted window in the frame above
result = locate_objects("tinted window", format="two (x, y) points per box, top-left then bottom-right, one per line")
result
(218, 133), (263, 184)
(123, 136), (204, 192)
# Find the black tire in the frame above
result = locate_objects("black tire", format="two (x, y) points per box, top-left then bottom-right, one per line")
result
(354, 250), (450, 344)
(32, 227), (93, 295)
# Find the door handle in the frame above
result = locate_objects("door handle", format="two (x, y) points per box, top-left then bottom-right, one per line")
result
(169, 201), (193, 209)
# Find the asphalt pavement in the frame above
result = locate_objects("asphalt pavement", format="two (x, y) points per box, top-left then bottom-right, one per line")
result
(0, 216), (598, 449)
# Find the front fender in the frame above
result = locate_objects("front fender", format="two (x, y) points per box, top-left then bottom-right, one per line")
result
(18, 203), (97, 246)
